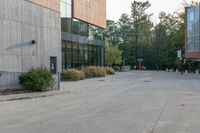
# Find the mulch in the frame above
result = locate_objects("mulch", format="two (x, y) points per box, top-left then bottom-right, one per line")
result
(0, 89), (34, 96)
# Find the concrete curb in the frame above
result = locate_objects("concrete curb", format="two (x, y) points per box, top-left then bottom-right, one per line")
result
(0, 90), (72, 102)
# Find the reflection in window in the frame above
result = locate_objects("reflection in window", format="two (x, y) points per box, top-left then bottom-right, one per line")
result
(187, 7), (200, 52)
(89, 24), (103, 41)
(61, 0), (72, 18)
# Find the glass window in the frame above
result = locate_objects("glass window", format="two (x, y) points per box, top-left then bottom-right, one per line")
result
(61, 18), (72, 33)
(89, 24), (103, 41)
(61, 0), (72, 18)
(72, 43), (79, 65)
(88, 46), (94, 65)
(79, 21), (88, 36)
(79, 45), (84, 62)
(187, 7), (200, 52)
(73, 19), (79, 35)
(61, 2), (66, 18)
(66, 42), (72, 61)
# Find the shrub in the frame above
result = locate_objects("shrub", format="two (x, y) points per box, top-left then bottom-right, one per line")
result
(62, 69), (85, 81)
(104, 67), (115, 75)
(83, 66), (97, 78)
(113, 66), (121, 72)
(83, 66), (106, 78)
(19, 67), (54, 92)
(95, 67), (107, 77)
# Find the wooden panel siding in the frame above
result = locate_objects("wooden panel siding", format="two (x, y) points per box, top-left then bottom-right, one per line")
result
(26, 0), (60, 12)
(73, 0), (106, 28)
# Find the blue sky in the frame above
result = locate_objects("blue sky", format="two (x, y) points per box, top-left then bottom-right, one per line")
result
(107, 0), (191, 22)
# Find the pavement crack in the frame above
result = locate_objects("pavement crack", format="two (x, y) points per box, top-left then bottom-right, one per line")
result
(150, 87), (173, 133)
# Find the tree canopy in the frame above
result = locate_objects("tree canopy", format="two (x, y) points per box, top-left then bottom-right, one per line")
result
(104, 0), (200, 70)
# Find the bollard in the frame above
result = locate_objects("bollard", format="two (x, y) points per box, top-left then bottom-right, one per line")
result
(196, 70), (199, 75)
(185, 70), (188, 74)
(176, 69), (179, 74)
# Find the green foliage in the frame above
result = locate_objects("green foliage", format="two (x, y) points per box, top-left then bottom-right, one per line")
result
(105, 42), (122, 66)
(83, 66), (106, 78)
(19, 67), (54, 92)
(83, 66), (97, 78)
(62, 69), (85, 81)
(104, 67), (115, 75)
(95, 67), (107, 77)
(113, 66), (121, 72)
(105, 0), (200, 70)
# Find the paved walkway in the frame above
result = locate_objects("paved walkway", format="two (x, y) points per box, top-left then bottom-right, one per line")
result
(0, 71), (200, 133)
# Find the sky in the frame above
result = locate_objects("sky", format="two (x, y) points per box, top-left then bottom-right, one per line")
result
(107, 0), (191, 23)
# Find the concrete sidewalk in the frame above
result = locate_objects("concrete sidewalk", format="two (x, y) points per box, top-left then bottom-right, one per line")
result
(0, 71), (200, 133)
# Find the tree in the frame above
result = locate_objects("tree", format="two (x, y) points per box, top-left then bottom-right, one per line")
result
(104, 0), (200, 70)
(130, 0), (153, 62)
(104, 20), (120, 45)
(118, 14), (135, 66)
(105, 42), (122, 66)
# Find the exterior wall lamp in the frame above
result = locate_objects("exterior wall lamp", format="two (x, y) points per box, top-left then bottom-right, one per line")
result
(31, 40), (37, 45)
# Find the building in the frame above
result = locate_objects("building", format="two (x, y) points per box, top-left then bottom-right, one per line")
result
(185, 6), (200, 59)
(0, 0), (106, 90)
(0, 0), (61, 90)
(61, 0), (106, 69)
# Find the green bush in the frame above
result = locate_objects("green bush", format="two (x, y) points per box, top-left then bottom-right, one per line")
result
(83, 66), (106, 78)
(95, 67), (107, 77)
(62, 69), (85, 81)
(113, 66), (121, 72)
(83, 66), (97, 78)
(104, 67), (115, 75)
(19, 67), (54, 92)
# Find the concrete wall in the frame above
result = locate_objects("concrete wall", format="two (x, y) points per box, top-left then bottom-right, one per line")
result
(0, 0), (61, 90)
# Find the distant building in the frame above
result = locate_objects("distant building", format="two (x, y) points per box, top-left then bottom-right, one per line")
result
(185, 6), (200, 59)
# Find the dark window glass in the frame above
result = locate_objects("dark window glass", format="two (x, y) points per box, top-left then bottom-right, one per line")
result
(73, 19), (79, 35)
(66, 42), (72, 62)
(72, 43), (79, 67)
(83, 45), (89, 65)
(79, 21), (88, 36)
(97, 46), (101, 66)
(61, 18), (72, 33)
(89, 45), (94, 65)
(93, 46), (97, 65)
(79, 45), (84, 63)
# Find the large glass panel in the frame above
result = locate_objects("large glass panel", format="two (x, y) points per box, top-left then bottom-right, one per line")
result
(93, 46), (97, 65)
(84, 45), (89, 65)
(79, 21), (88, 36)
(61, 2), (66, 18)
(72, 43), (79, 67)
(72, 19), (79, 35)
(66, 42), (72, 62)
(194, 7), (200, 51)
(187, 7), (200, 52)
(61, 18), (72, 33)
(97, 46), (102, 66)
(61, 0), (72, 18)
(89, 25), (103, 41)
(88, 45), (93, 65)
(79, 44), (84, 66)
(62, 41), (66, 69)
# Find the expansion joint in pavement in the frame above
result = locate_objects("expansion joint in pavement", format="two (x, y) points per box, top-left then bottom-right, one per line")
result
(150, 87), (174, 133)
